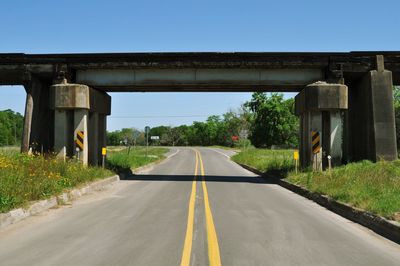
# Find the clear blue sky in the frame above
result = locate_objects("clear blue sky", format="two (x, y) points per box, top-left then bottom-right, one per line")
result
(0, 0), (398, 131)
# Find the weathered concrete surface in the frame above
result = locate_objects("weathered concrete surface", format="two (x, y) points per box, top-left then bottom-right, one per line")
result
(348, 65), (397, 161)
(50, 83), (111, 115)
(50, 83), (90, 109)
(1, 52), (400, 91)
(295, 82), (348, 115)
(22, 76), (53, 153)
(0, 148), (399, 265)
(296, 82), (348, 169)
(50, 83), (111, 164)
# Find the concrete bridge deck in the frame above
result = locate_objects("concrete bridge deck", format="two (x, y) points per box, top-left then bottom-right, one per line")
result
(1, 52), (400, 91)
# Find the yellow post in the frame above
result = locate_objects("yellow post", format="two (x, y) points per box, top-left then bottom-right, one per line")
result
(293, 150), (299, 174)
(101, 147), (107, 168)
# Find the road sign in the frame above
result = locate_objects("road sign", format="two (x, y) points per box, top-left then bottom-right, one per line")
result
(311, 131), (320, 154)
(293, 150), (299, 160)
(151, 136), (160, 140)
(76, 131), (84, 151)
(145, 126), (150, 133)
(102, 147), (107, 156)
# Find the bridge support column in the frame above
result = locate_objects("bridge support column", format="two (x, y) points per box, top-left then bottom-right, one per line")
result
(295, 82), (348, 170)
(22, 77), (53, 153)
(347, 55), (397, 161)
(50, 83), (111, 165)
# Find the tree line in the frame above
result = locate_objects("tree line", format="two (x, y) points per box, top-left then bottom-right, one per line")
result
(107, 93), (299, 148)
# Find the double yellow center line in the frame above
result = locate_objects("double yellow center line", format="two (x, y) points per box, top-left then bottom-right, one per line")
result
(180, 149), (221, 266)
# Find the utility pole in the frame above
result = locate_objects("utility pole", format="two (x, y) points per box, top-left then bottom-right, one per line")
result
(145, 126), (150, 157)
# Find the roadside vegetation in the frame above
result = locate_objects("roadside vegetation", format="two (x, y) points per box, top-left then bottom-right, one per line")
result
(0, 146), (169, 214)
(0, 151), (112, 213)
(106, 146), (168, 172)
(232, 148), (294, 177)
(287, 160), (400, 220)
(233, 148), (400, 221)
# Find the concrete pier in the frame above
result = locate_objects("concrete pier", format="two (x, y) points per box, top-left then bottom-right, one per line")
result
(295, 82), (348, 169)
(347, 56), (397, 162)
(50, 83), (111, 165)
(22, 77), (53, 154)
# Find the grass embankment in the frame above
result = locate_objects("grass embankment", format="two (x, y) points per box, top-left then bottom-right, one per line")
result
(0, 151), (112, 213)
(106, 146), (169, 172)
(232, 148), (400, 221)
(232, 148), (294, 177)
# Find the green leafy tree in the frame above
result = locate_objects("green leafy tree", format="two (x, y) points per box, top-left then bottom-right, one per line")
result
(245, 93), (298, 148)
(0, 109), (24, 146)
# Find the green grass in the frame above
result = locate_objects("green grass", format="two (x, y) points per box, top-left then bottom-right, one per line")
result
(0, 151), (113, 213)
(106, 146), (169, 171)
(232, 148), (400, 221)
(287, 160), (400, 220)
(232, 148), (294, 176)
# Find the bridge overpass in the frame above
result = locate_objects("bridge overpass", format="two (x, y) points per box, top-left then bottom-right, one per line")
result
(0, 52), (398, 167)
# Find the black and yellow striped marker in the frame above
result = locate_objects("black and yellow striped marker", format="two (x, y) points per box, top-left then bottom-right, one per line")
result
(311, 131), (320, 154)
(76, 130), (84, 151)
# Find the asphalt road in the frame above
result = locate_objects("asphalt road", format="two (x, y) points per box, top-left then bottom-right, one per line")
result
(0, 147), (399, 265)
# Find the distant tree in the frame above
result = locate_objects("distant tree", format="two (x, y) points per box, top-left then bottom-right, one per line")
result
(106, 127), (148, 147)
(244, 93), (298, 148)
(131, 128), (145, 147)
(175, 125), (189, 146)
(106, 131), (122, 146)
(0, 109), (24, 146)
(149, 126), (170, 145)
